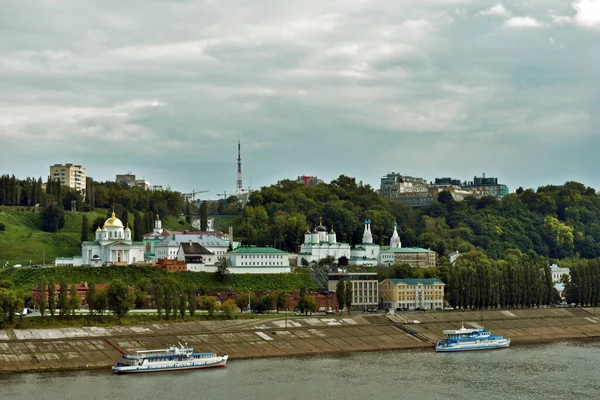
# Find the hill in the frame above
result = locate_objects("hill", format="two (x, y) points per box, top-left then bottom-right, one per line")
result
(0, 207), (193, 266)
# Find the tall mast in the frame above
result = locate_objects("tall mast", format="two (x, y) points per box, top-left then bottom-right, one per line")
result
(236, 140), (242, 195)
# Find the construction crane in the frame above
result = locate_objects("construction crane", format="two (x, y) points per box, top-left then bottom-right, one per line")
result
(217, 190), (228, 200)
(186, 189), (208, 202)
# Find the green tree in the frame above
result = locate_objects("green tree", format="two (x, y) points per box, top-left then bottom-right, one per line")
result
(47, 280), (56, 317)
(221, 299), (237, 318)
(81, 215), (89, 243)
(200, 201), (208, 230)
(178, 291), (187, 319)
(68, 284), (81, 318)
(40, 204), (65, 232)
(215, 258), (230, 283)
(87, 283), (97, 316)
(187, 288), (197, 317)
(200, 296), (218, 316)
(94, 289), (108, 315)
(58, 280), (68, 318)
(344, 280), (353, 315)
(335, 280), (346, 312)
(296, 287), (308, 315)
(106, 279), (135, 322)
(34, 280), (47, 318)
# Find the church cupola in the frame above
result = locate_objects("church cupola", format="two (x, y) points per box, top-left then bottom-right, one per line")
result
(304, 226), (312, 244)
(362, 219), (373, 244)
(328, 226), (337, 244)
(390, 221), (401, 248)
(124, 224), (132, 241)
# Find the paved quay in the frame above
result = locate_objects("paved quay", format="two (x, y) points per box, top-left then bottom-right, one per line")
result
(1, 308), (599, 374)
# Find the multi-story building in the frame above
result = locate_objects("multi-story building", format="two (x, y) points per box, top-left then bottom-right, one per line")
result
(550, 263), (570, 283)
(379, 247), (438, 268)
(135, 180), (151, 191)
(49, 164), (86, 195)
(327, 272), (379, 310)
(463, 174), (509, 198)
(379, 173), (428, 200)
(379, 278), (445, 310)
(227, 246), (291, 274)
(116, 174), (136, 186)
(296, 175), (324, 187)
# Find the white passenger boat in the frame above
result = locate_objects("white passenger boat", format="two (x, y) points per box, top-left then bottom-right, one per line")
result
(435, 325), (510, 352)
(112, 344), (228, 374)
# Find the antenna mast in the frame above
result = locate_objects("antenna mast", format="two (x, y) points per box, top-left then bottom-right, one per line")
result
(236, 140), (243, 196)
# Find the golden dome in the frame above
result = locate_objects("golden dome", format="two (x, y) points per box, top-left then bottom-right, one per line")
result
(104, 212), (124, 228)
(124, 225), (131, 232)
(95, 226), (101, 232)
(101, 227), (107, 232)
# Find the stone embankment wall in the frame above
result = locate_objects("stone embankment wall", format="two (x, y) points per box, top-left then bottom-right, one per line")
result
(1, 308), (599, 373)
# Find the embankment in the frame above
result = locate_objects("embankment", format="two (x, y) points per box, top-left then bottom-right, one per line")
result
(1, 308), (599, 374)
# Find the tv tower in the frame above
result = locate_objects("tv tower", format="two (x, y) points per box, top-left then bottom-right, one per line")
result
(236, 140), (242, 195)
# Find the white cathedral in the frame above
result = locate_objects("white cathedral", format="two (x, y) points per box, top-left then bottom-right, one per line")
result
(299, 219), (402, 266)
(82, 211), (145, 266)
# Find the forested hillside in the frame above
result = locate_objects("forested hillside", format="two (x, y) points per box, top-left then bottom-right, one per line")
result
(235, 177), (599, 261)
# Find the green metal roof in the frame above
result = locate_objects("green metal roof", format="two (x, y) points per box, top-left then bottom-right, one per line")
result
(82, 241), (100, 245)
(353, 246), (366, 251)
(229, 246), (289, 254)
(381, 247), (435, 254)
(385, 278), (445, 285)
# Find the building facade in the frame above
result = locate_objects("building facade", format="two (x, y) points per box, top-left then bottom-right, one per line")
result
(49, 163), (86, 195)
(379, 278), (445, 310)
(379, 247), (438, 268)
(298, 221), (351, 265)
(227, 246), (291, 274)
(378, 173), (428, 200)
(327, 272), (379, 310)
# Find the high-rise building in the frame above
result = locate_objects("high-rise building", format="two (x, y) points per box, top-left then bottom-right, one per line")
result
(116, 174), (136, 186)
(378, 173), (428, 199)
(49, 163), (86, 195)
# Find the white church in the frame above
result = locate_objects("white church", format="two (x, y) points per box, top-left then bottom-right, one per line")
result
(55, 211), (145, 267)
(298, 219), (402, 267)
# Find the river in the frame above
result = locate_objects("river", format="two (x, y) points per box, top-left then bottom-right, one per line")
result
(1, 340), (599, 400)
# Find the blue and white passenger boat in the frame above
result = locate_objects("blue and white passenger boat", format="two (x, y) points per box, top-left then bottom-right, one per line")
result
(435, 325), (510, 352)
(112, 344), (228, 374)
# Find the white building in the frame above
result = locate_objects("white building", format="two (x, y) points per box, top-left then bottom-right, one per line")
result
(349, 220), (381, 266)
(227, 246), (291, 274)
(550, 263), (570, 283)
(177, 242), (218, 272)
(49, 163), (86, 195)
(298, 220), (351, 265)
(56, 211), (144, 266)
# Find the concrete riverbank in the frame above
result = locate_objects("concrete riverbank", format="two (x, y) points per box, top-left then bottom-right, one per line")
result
(1, 308), (599, 374)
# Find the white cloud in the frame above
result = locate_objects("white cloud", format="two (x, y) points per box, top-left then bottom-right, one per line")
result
(504, 16), (543, 28)
(573, 0), (600, 30)
(480, 3), (511, 17)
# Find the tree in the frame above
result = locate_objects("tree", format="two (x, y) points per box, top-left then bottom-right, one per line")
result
(68, 284), (81, 318)
(154, 284), (165, 318)
(94, 289), (108, 315)
(47, 280), (56, 317)
(336, 280), (346, 313)
(106, 279), (135, 322)
(200, 201), (208, 231)
(305, 295), (318, 314)
(215, 258), (230, 283)
(58, 280), (68, 318)
(187, 288), (197, 317)
(87, 283), (97, 316)
(178, 291), (187, 319)
(81, 215), (89, 243)
(296, 287), (308, 315)
(34, 280), (47, 318)
(40, 204), (65, 232)
(200, 296), (218, 316)
(0, 287), (23, 326)
(344, 280), (353, 315)
(221, 299), (237, 318)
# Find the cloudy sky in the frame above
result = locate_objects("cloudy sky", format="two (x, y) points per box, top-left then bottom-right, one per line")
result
(1, 0), (599, 197)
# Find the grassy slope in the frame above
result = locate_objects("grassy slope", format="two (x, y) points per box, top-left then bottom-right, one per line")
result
(0, 266), (318, 294)
(0, 207), (194, 266)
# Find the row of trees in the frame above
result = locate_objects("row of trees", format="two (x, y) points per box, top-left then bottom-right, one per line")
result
(562, 259), (600, 306)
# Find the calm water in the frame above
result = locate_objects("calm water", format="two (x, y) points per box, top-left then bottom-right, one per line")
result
(1, 341), (599, 400)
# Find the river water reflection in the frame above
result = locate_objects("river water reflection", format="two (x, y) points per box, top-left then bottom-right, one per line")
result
(1, 340), (599, 400)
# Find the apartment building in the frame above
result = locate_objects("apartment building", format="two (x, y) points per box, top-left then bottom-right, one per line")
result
(49, 164), (86, 195)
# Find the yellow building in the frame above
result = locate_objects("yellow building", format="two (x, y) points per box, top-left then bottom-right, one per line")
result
(49, 163), (86, 195)
(379, 278), (445, 311)
(328, 272), (378, 310)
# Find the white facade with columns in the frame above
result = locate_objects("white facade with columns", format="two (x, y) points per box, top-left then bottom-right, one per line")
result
(80, 211), (145, 266)
(298, 220), (351, 265)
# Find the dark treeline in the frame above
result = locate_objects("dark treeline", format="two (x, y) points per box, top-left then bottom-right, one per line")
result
(560, 259), (600, 306)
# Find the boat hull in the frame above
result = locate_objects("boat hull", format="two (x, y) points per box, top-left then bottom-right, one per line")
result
(112, 358), (228, 374)
(435, 339), (510, 352)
